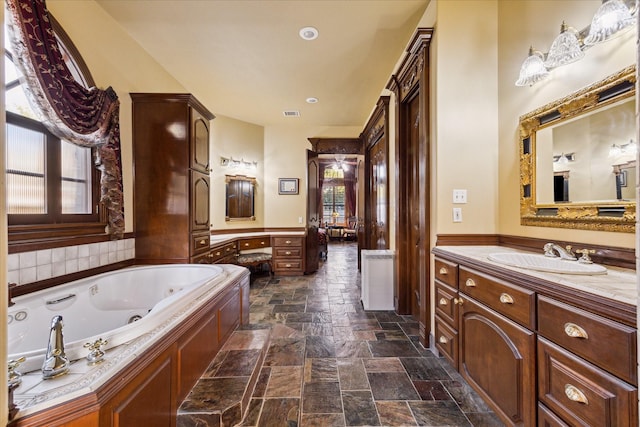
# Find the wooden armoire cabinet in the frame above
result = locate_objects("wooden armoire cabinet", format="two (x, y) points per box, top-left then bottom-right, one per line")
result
(131, 93), (215, 264)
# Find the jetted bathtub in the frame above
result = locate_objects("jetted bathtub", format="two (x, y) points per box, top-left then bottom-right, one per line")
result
(8, 264), (229, 374)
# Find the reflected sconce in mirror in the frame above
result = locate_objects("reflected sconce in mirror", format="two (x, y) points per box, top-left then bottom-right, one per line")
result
(515, 0), (636, 86)
(519, 65), (636, 233)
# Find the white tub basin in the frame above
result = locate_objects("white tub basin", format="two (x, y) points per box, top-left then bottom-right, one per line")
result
(488, 252), (607, 275)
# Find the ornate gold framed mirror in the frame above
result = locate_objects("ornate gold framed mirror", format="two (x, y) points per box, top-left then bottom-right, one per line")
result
(519, 65), (636, 233)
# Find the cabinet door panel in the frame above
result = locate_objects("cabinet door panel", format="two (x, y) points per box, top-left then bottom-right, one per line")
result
(191, 171), (210, 231)
(460, 296), (536, 426)
(191, 111), (210, 173)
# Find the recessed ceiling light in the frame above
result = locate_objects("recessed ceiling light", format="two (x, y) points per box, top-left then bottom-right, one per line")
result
(299, 26), (318, 41)
(306, 97), (318, 104)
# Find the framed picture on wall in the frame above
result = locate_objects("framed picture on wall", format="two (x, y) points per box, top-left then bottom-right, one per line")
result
(279, 178), (299, 195)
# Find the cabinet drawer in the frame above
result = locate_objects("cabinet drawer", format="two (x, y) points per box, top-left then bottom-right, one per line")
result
(435, 281), (459, 328)
(191, 251), (213, 264)
(459, 267), (535, 329)
(538, 337), (638, 427)
(538, 403), (570, 427)
(274, 247), (302, 258)
(537, 296), (637, 385)
(238, 237), (270, 251)
(272, 236), (303, 247)
(209, 242), (238, 263)
(191, 233), (210, 255)
(274, 260), (302, 270)
(435, 315), (458, 368)
(435, 258), (458, 288)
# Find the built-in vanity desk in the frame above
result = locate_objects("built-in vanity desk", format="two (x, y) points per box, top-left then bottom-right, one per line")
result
(207, 231), (307, 276)
(432, 245), (637, 427)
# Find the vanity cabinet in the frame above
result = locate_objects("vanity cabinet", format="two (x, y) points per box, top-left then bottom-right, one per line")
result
(458, 267), (536, 426)
(131, 93), (215, 264)
(431, 248), (637, 427)
(272, 236), (305, 275)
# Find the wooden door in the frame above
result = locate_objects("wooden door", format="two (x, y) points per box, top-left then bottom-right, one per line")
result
(305, 150), (319, 274)
(367, 139), (388, 249)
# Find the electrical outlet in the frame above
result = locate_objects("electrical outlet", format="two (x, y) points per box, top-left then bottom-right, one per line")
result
(453, 207), (462, 222)
(298, 216), (303, 224)
(453, 189), (467, 204)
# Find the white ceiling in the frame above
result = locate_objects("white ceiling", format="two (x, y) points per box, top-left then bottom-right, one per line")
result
(95, 0), (429, 127)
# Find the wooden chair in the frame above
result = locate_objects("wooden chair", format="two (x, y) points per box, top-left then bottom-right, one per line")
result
(342, 218), (357, 241)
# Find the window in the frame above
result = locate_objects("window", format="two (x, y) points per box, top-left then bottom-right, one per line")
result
(5, 17), (103, 237)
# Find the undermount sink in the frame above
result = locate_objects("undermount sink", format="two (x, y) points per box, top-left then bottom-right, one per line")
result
(487, 252), (607, 275)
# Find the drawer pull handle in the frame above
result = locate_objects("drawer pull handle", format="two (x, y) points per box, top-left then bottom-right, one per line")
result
(261, 241), (266, 245)
(285, 251), (292, 255)
(439, 266), (448, 275)
(215, 251), (221, 256)
(454, 297), (464, 305)
(226, 248), (231, 252)
(564, 323), (589, 339)
(438, 336), (448, 344)
(285, 263), (292, 268)
(499, 293), (514, 304)
(208, 253), (214, 258)
(199, 239), (206, 245)
(564, 384), (588, 405)
(465, 278), (476, 287)
(439, 298), (448, 306)
(285, 240), (292, 244)
(244, 243), (250, 247)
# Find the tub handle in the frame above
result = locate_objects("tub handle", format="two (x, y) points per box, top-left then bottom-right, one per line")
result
(45, 294), (76, 305)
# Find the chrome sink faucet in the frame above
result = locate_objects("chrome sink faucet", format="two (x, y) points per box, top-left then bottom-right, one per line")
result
(42, 315), (69, 379)
(543, 243), (577, 261)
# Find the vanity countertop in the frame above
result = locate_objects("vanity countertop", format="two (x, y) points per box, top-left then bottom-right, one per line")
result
(210, 231), (306, 246)
(433, 245), (637, 306)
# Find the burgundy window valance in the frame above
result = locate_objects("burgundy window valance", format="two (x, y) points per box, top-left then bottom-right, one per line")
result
(6, 0), (124, 238)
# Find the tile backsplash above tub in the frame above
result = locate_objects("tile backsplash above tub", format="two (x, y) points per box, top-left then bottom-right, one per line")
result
(7, 238), (135, 286)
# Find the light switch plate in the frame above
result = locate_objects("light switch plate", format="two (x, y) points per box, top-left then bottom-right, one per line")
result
(453, 207), (462, 222)
(453, 189), (467, 204)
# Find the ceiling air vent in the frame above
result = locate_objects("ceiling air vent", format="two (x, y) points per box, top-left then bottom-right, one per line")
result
(283, 110), (300, 117)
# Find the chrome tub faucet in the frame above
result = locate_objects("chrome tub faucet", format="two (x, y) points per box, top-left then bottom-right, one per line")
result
(42, 315), (69, 379)
(543, 243), (577, 260)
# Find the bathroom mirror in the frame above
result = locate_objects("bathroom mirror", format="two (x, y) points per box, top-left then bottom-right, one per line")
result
(519, 65), (636, 233)
(225, 175), (256, 221)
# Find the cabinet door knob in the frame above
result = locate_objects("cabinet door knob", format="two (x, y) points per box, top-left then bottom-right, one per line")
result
(465, 278), (476, 288)
(439, 266), (448, 275)
(499, 293), (514, 304)
(564, 384), (588, 405)
(439, 298), (448, 306)
(454, 297), (464, 305)
(438, 336), (448, 344)
(564, 323), (589, 339)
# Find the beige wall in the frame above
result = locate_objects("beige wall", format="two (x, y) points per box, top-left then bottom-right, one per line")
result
(210, 116), (265, 229)
(432, 0), (500, 237)
(263, 125), (361, 228)
(497, 0), (636, 248)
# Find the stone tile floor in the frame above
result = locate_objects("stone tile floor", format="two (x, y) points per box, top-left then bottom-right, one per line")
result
(241, 241), (504, 426)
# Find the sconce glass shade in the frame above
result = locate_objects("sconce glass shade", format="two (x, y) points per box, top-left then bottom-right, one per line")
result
(584, 0), (635, 46)
(515, 47), (549, 86)
(544, 22), (584, 68)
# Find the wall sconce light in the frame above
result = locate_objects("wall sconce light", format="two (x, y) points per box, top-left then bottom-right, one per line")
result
(220, 156), (258, 171)
(516, 0), (637, 87)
